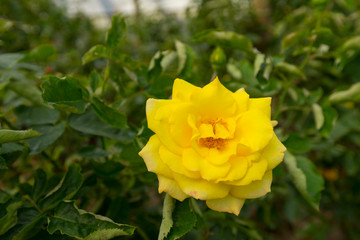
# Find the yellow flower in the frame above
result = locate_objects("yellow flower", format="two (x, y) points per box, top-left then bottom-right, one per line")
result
(139, 77), (286, 215)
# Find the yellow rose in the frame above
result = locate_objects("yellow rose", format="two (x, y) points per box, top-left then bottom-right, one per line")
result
(139, 77), (286, 215)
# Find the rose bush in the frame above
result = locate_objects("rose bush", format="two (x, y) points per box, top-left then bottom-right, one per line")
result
(139, 77), (286, 215)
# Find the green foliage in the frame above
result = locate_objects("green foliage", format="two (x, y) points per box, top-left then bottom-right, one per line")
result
(47, 201), (135, 239)
(1, 0), (360, 239)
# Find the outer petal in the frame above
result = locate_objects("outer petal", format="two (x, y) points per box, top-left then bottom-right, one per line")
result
(146, 99), (183, 155)
(173, 173), (231, 200)
(235, 110), (274, 152)
(233, 88), (249, 114)
(206, 195), (245, 215)
(230, 171), (272, 199)
(225, 157), (268, 186)
(172, 78), (200, 101)
(191, 77), (237, 118)
(248, 97), (271, 119)
(169, 103), (194, 148)
(159, 145), (200, 179)
(138, 135), (173, 179)
(146, 98), (171, 132)
(262, 134), (287, 171)
(158, 175), (188, 201)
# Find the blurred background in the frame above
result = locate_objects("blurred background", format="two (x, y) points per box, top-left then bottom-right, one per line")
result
(1, 0), (360, 239)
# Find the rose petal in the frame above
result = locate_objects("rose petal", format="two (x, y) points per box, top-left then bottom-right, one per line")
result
(158, 175), (188, 201)
(230, 171), (272, 199)
(235, 110), (274, 152)
(233, 88), (249, 114)
(146, 99), (183, 155)
(159, 145), (200, 179)
(248, 97), (271, 119)
(172, 78), (200, 101)
(206, 195), (245, 215)
(191, 77), (237, 118)
(262, 134), (286, 171)
(173, 172), (231, 200)
(138, 135), (173, 179)
(225, 156), (268, 186)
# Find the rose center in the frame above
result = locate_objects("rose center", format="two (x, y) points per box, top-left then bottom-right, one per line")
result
(199, 137), (227, 149)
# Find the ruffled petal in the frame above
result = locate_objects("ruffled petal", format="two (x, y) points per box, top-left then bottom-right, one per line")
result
(217, 155), (249, 182)
(182, 148), (201, 171)
(138, 135), (173, 179)
(262, 134), (286, 171)
(146, 99), (183, 155)
(230, 171), (272, 199)
(158, 175), (188, 201)
(233, 88), (249, 114)
(200, 158), (231, 181)
(191, 77), (237, 118)
(225, 156), (268, 186)
(235, 110), (274, 152)
(172, 78), (200, 101)
(169, 103), (194, 148)
(146, 98), (171, 131)
(159, 145), (200, 179)
(248, 97), (271, 119)
(173, 173), (231, 200)
(206, 195), (245, 215)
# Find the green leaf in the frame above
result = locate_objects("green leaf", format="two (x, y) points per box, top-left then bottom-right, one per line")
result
(312, 103), (324, 130)
(106, 14), (126, 50)
(0, 18), (13, 32)
(90, 97), (128, 129)
(284, 152), (324, 210)
(82, 45), (108, 65)
(192, 30), (253, 54)
(89, 70), (101, 93)
(7, 80), (44, 105)
(47, 201), (135, 239)
(0, 201), (23, 234)
(78, 146), (111, 159)
(175, 41), (196, 78)
(0, 156), (7, 169)
(4, 208), (46, 240)
(0, 53), (24, 69)
(164, 199), (197, 240)
(329, 82), (360, 103)
(0, 143), (24, 155)
(340, 36), (360, 52)
(281, 29), (309, 52)
(158, 194), (176, 240)
(319, 105), (337, 138)
(68, 108), (134, 142)
(14, 105), (60, 126)
(22, 44), (57, 61)
(26, 121), (66, 155)
(0, 129), (41, 144)
(284, 133), (312, 154)
(38, 164), (83, 211)
(32, 169), (47, 201)
(275, 62), (305, 79)
(90, 158), (125, 178)
(312, 27), (334, 46)
(41, 76), (90, 113)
